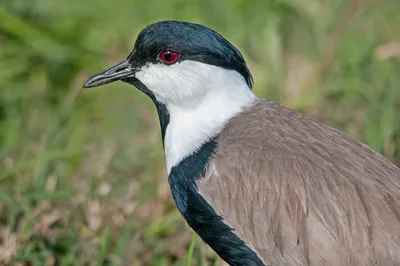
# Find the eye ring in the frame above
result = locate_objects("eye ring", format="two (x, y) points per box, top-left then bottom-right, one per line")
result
(159, 50), (180, 65)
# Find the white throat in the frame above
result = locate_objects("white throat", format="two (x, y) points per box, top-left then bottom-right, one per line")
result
(135, 60), (258, 174)
(165, 67), (257, 174)
(165, 86), (257, 174)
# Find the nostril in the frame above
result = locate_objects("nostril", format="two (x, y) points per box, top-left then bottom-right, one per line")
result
(102, 60), (131, 76)
(106, 66), (128, 75)
(114, 67), (127, 73)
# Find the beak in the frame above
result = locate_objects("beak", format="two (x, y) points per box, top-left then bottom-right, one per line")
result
(82, 60), (135, 88)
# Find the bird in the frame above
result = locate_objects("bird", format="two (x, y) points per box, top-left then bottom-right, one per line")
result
(83, 20), (400, 266)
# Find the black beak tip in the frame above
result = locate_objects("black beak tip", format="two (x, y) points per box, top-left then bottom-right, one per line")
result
(82, 75), (104, 89)
(82, 80), (95, 89)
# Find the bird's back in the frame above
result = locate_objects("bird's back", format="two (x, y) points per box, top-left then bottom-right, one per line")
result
(197, 99), (400, 265)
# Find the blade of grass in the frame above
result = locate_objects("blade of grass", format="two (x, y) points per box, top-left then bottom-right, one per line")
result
(185, 231), (197, 266)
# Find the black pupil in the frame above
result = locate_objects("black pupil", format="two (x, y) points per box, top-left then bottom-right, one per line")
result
(165, 52), (173, 61)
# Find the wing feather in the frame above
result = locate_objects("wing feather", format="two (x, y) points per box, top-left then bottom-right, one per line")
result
(197, 100), (400, 265)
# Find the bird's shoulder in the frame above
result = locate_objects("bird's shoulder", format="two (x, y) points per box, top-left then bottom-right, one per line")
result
(216, 98), (399, 180)
(196, 99), (400, 265)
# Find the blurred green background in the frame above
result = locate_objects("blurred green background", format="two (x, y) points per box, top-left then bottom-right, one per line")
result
(0, 0), (399, 265)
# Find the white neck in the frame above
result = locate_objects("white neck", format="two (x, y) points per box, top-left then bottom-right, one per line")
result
(164, 69), (258, 174)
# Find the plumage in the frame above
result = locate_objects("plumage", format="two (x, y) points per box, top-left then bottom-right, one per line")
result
(82, 20), (400, 266)
(198, 99), (400, 265)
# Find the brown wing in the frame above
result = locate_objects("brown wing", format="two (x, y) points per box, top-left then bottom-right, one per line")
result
(197, 100), (400, 266)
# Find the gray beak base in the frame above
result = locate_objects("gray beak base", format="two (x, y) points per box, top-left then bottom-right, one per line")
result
(82, 60), (134, 88)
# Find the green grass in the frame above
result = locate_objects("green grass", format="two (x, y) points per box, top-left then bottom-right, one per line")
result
(185, 233), (197, 266)
(0, 0), (399, 265)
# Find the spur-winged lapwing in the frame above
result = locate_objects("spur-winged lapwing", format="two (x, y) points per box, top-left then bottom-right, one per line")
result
(83, 21), (400, 266)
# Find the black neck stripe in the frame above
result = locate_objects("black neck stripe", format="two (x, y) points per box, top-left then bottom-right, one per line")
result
(169, 139), (265, 266)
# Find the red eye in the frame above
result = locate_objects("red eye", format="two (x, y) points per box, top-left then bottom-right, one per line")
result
(159, 50), (180, 65)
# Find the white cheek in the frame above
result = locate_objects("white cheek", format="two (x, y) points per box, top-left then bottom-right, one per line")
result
(135, 61), (213, 104)
(135, 64), (170, 96)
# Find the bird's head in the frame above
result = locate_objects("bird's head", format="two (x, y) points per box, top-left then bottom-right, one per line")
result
(83, 20), (259, 173)
(83, 20), (253, 107)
